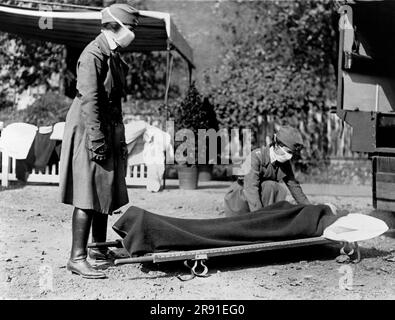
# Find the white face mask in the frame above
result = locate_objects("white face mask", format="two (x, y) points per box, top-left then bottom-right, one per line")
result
(274, 145), (293, 163)
(114, 26), (135, 48)
(104, 8), (136, 48)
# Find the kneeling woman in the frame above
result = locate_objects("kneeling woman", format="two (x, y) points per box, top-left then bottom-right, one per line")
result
(224, 125), (310, 216)
(59, 4), (139, 279)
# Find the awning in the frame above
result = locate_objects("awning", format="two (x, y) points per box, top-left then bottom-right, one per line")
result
(0, 4), (194, 68)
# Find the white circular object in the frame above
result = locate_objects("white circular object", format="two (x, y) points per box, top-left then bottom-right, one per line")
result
(323, 213), (389, 242)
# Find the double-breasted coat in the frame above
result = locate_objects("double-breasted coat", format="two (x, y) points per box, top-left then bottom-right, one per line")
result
(59, 33), (129, 214)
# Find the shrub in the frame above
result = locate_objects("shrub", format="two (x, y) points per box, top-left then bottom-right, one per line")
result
(170, 83), (219, 165)
(22, 92), (71, 126)
(203, 0), (338, 168)
(171, 83), (216, 133)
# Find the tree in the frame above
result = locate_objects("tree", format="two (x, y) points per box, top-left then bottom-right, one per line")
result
(203, 0), (338, 168)
(0, 0), (182, 110)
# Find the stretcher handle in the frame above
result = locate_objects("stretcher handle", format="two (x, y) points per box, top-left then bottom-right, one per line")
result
(87, 239), (123, 249)
(114, 255), (154, 265)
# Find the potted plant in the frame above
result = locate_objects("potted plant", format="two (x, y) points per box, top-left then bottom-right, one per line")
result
(22, 91), (70, 126)
(197, 96), (219, 181)
(171, 83), (218, 189)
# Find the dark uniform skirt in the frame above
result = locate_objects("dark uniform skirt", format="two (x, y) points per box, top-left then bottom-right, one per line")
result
(223, 181), (250, 216)
(224, 180), (288, 217)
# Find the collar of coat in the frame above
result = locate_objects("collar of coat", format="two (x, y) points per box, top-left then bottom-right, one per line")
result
(259, 146), (272, 166)
(94, 32), (129, 70)
(101, 30), (118, 51)
(92, 33), (129, 97)
(96, 32), (113, 57)
(258, 146), (289, 181)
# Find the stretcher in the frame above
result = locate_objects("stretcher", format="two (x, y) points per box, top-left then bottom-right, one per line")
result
(87, 208), (388, 280)
(87, 237), (362, 279)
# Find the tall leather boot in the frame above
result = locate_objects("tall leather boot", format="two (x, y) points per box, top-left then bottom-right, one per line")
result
(66, 208), (106, 279)
(88, 213), (117, 262)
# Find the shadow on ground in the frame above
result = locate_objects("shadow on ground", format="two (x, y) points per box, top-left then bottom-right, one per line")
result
(0, 180), (27, 192)
(159, 184), (230, 190)
(370, 210), (395, 229)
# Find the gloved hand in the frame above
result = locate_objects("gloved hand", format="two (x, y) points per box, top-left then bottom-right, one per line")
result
(92, 145), (108, 162)
(324, 202), (338, 215)
(87, 138), (108, 163)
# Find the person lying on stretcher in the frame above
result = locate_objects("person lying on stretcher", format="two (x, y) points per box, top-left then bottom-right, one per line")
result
(224, 125), (328, 216)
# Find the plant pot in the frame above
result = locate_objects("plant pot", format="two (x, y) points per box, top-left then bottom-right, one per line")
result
(198, 164), (213, 181)
(177, 165), (198, 190)
(165, 165), (178, 179)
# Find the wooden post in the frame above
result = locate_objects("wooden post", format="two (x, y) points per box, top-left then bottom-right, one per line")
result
(188, 64), (193, 86)
(163, 45), (174, 131)
(163, 43), (175, 190)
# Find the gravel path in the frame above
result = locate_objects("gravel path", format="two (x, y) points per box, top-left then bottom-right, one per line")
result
(1, 181), (394, 300)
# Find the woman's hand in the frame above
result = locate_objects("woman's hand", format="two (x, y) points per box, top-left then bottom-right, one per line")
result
(88, 139), (109, 162)
(324, 202), (338, 215)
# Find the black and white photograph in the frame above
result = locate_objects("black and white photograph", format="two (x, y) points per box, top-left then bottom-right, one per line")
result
(0, 0), (394, 304)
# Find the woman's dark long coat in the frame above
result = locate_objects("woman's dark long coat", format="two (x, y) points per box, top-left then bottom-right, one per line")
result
(59, 33), (129, 214)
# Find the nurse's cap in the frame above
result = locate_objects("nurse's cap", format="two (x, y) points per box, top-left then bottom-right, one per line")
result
(275, 125), (304, 152)
(101, 3), (140, 25)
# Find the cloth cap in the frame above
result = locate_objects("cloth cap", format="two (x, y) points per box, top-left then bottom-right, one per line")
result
(275, 125), (304, 152)
(101, 3), (139, 25)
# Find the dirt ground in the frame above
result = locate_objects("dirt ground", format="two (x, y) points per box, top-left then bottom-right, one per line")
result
(0, 180), (394, 300)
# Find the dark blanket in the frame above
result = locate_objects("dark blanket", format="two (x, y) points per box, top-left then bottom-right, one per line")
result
(113, 201), (339, 256)
(25, 132), (58, 170)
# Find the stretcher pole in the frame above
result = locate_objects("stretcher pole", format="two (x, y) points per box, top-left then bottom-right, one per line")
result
(113, 237), (334, 266)
(87, 240), (123, 249)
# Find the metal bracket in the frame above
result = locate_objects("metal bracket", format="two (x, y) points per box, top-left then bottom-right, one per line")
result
(340, 242), (361, 263)
(177, 254), (210, 281)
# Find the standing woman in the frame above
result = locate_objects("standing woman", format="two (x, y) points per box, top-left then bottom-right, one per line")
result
(59, 4), (140, 279)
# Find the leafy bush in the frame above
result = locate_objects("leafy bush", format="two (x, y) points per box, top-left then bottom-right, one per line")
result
(22, 92), (71, 126)
(170, 83), (219, 165)
(0, 32), (65, 101)
(0, 0), (183, 105)
(122, 51), (183, 100)
(171, 83), (216, 133)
